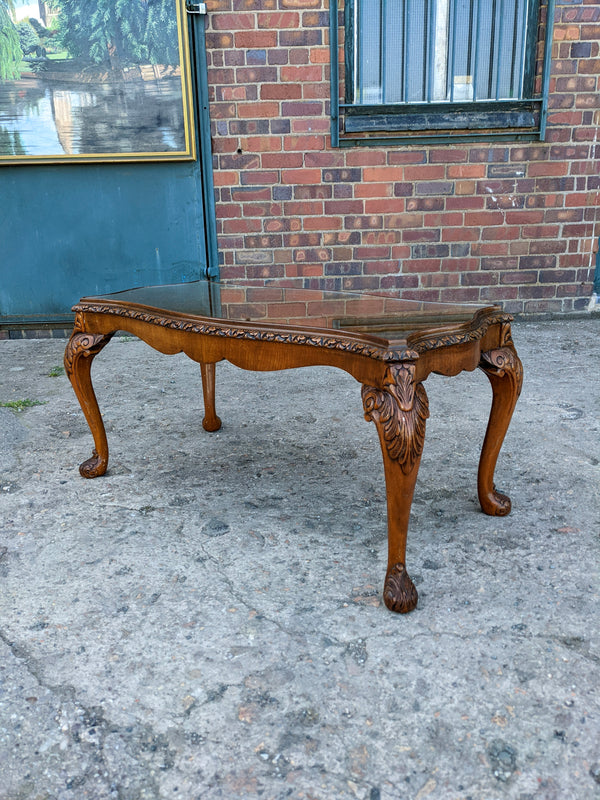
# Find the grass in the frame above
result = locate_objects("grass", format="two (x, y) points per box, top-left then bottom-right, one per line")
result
(0, 399), (47, 412)
(48, 365), (64, 377)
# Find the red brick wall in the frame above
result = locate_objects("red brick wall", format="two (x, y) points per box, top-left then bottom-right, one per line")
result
(205, 0), (599, 313)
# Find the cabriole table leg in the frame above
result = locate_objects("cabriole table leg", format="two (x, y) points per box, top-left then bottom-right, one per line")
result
(64, 330), (114, 478)
(362, 363), (430, 613)
(477, 334), (523, 516)
(200, 362), (222, 432)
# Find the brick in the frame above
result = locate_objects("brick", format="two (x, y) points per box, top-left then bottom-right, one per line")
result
(237, 101), (280, 118)
(344, 215), (384, 230)
(304, 216), (342, 230)
(403, 230), (441, 243)
(354, 183), (393, 198)
(280, 67), (323, 83)
(325, 200), (364, 214)
(411, 244), (450, 258)
(404, 165), (446, 181)
(363, 167), (405, 182)
(528, 162), (570, 177)
(222, 218), (263, 234)
(388, 151), (427, 165)
(262, 153), (303, 168)
(441, 227), (480, 242)
(416, 181), (454, 196)
(383, 213), (423, 229)
(522, 225), (561, 239)
(245, 235), (283, 249)
(424, 212), (463, 227)
(284, 135), (326, 152)
(364, 199), (407, 214)
(235, 31), (277, 48)
(284, 233), (321, 247)
(500, 271), (538, 285)
(257, 12), (300, 28)
(240, 136), (282, 152)
(448, 164), (486, 178)
(406, 198), (444, 212)
(231, 186), (272, 202)
(420, 273), (460, 288)
(237, 67), (279, 83)
(212, 13), (256, 30)
(284, 201), (324, 216)
(481, 226), (521, 241)
(289, 48), (310, 65)
(281, 168), (322, 185)
(279, 30), (322, 46)
(228, 119), (270, 135)
(240, 170), (279, 185)
(294, 184), (332, 199)
(261, 84), (302, 100)
(462, 272), (499, 286)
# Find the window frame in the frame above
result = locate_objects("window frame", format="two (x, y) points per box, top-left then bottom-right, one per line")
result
(329, 0), (556, 147)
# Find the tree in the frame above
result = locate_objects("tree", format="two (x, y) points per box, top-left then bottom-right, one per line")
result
(51, 0), (179, 67)
(0, 0), (22, 81)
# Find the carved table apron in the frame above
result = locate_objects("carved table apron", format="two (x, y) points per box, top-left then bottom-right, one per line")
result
(64, 281), (523, 614)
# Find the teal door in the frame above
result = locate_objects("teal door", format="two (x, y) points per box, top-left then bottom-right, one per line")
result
(0, 14), (215, 326)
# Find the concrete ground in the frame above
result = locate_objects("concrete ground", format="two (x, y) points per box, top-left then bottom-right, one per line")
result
(0, 317), (599, 800)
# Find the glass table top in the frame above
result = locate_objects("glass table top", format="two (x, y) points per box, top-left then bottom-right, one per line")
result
(85, 279), (494, 342)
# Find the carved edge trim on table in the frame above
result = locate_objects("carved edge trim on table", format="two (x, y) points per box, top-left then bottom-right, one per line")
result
(408, 311), (514, 353)
(72, 303), (512, 363)
(361, 363), (430, 475)
(72, 303), (419, 362)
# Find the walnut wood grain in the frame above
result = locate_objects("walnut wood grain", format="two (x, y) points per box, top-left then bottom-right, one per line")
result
(65, 282), (523, 614)
(478, 329), (524, 516)
(64, 330), (114, 478)
(200, 362), (222, 432)
(362, 363), (429, 612)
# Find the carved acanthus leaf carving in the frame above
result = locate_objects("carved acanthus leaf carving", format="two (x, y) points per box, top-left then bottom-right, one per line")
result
(479, 346), (523, 397)
(362, 364), (429, 475)
(64, 332), (114, 376)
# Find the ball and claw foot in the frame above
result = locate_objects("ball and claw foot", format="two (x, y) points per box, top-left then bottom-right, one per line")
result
(480, 485), (512, 517)
(79, 449), (108, 479)
(383, 563), (418, 613)
(202, 415), (222, 433)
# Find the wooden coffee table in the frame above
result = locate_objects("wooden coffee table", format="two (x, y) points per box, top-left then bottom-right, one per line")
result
(64, 279), (523, 614)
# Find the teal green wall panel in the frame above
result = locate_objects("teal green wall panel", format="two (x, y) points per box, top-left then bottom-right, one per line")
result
(0, 16), (215, 325)
(0, 158), (206, 323)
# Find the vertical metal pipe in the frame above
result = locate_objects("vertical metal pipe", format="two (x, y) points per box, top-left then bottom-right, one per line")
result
(472, 0), (481, 100)
(540, 0), (556, 140)
(487, 0), (497, 98)
(509, 0), (520, 97)
(423, 0), (429, 100)
(329, 0), (339, 147)
(382, 0), (387, 102)
(402, 0), (409, 101)
(449, 0), (458, 101)
(495, 0), (505, 98)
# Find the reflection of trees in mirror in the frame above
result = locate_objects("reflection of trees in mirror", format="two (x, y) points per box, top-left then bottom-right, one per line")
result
(0, 0), (22, 81)
(0, 124), (25, 153)
(52, 0), (179, 68)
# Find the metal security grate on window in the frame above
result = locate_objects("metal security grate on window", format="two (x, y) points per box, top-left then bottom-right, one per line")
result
(354, 0), (537, 105)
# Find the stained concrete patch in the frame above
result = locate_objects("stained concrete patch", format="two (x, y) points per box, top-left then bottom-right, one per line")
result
(0, 321), (599, 799)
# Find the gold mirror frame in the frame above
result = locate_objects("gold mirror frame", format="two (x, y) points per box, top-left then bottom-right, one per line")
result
(0, 0), (195, 164)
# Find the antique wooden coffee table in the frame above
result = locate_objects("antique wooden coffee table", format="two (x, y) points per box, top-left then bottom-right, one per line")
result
(64, 279), (522, 614)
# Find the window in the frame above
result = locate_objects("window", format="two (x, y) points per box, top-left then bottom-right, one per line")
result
(329, 0), (555, 145)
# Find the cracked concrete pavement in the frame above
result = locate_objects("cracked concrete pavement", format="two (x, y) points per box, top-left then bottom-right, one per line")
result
(0, 317), (599, 799)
